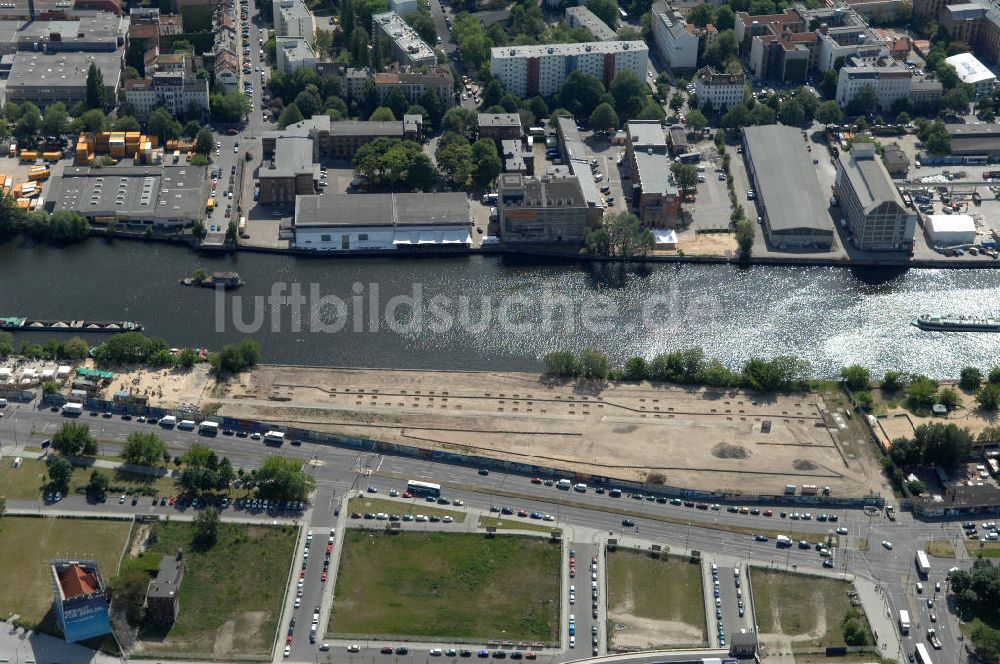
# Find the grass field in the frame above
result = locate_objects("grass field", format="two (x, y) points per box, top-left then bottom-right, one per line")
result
(330, 530), (560, 642)
(477, 516), (560, 534)
(348, 496), (465, 522)
(976, 542), (1000, 558)
(606, 550), (706, 648)
(927, 539), (956, 558)
(752, 569), (871, 648)
(134, 521), (297, 657)
(0, 458), (175, 501)
(0, 516), (132, 626)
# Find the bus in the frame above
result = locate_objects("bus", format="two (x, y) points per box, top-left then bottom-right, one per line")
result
(407, 480), (441, 497)
(914, 643), (933, 664)
(678, 151), (703, 163)
(61, 402), (83, 416)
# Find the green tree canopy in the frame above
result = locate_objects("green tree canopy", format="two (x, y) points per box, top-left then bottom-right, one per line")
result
(588, 102), (620, 133)
(122, 431), (168, 466)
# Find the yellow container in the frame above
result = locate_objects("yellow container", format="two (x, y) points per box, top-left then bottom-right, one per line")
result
(28, 169), (49, 181)
(19, 150), (38, 161)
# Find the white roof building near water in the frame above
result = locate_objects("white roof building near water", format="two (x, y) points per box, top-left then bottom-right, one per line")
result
(926, 214), (976, 247)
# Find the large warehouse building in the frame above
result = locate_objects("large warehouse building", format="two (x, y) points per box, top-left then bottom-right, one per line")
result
(742, 125), (834, 250)
(50, 559), (112, 643)
(835, 143), (916, 251)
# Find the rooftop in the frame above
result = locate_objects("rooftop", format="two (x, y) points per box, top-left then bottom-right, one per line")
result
(7, 49), (122, 90)
(478, 112), (522, 128)
(491, 40), (646, 59)
(267, 135), (318, 178)
(500, 173), (587, 208)
(277, 35), (315, 61)
(743, 124), (830, 233)
(295, 192), (469, 227)
(57, 563), (99, 600)
(49, 164), (207, 221)
(945, 52), (996, 85)
(147, 555), (182, 599)
(372, 10), (434, 62)
(16, 11), (127, 48)
(633, 150), (677, 196)
(627, 120), (667, 149)
(837, 143), (905, 214)
(564, 5), (617, 41)
(696, 65), (745, 85)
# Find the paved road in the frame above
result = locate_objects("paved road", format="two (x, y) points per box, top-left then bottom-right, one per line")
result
(0, 402), (974, 664)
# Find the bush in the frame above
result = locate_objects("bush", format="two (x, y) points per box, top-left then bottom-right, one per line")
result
(543, 350), (579, 377)
(840, 364), (871, 391)
(960, 367), (983, 391)
(937, 387), (960, 410)
(907, 479), (926, 495)
(906, 375), (939, 413)
(990, 367), (1000, 384)
(881, 370), (905, 392)
(977, 383), (1000, 411)
(854, 390), (874, 411)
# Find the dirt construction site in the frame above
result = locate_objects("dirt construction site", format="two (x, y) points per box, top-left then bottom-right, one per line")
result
(201, 366), (886, 498)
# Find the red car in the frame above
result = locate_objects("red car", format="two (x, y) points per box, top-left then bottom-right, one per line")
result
(525, 654), (536, 660)
(300, 569), (306, 579)
(763, 509), (773, 517)
(326, 544), (333, 554)
(286, 635), (293, 645)
(381, 647), (394, 655)
(569, 569), (575, 578)
(321, 571), (328, 582)
(168, 496), (176, 505)
(530, 478), (541, 484)
(402, 491), (412, 498)
(517, 509), (528, 517)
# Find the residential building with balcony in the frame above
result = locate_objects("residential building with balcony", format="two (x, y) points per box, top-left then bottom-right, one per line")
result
(694, 66), (746, 110)
(490, 40), (647, 98)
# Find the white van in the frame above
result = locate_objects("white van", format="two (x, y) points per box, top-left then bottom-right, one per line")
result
(574, 483), (587, 492)
(0, 398), (7, 407)
(159, 415), (177, 427)
(177, 419), (196, 430)
(556, 479), (572, 490)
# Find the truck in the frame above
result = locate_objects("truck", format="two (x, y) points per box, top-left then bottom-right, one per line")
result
(886, 505), (896, 520)
(61, 402), (84, 415)
(899, 610), (911, 634)
(927, 629), (942, 650)
(776, 535), (792, 547)
(263, 430), (285, 445)
(784, 484), (797, 495)
(916, 550), (931, 576)
(159, 415), (177, 428)
(556, 479), (572, 490)
(198, 421), (220, 436)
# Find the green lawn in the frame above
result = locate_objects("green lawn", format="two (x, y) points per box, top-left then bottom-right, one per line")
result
(330, 531), (560, 642)
(0, 516), (132, 626)
(0, 458), (175, 501)
(348, 496), (466, 522)
(133, 521), (297, 657)
(606, 550), (706, 648)
(477, 516), (560, 534)
(752, 569), (872, 648)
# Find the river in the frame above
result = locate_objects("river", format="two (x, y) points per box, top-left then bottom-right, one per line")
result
(2, 238), (999, 377)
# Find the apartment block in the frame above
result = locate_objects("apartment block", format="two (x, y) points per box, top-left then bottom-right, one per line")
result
(836, 55), (941, 110)
(345, 63), (454, 108)
(490, 41), (648, 99)
(273, 0), (313, 39)
(649, 0), (699, 72)
(276, 36), (317, 74)
(624, 120), (680, 228)
(565, 5), (617, 41)
(835, 143), (916, 251)
(124, 54), (209, 119)
(372, 11), (435, 67)
(694, 66), (745, 110)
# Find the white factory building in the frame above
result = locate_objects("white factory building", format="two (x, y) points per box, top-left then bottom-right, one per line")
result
(945, 52), (996, 99)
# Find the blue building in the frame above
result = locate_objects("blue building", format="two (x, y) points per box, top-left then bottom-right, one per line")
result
(50, 559), (112, 643)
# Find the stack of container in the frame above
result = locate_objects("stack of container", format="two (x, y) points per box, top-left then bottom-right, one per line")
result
(95, 131), (110, 156)
(76, 136), (94, 165)
(125, 132), (141, 158)
(14, 181), (39, 198)
(0, 174), (12, 197)
(42, 151), (61, 162)
(28, 165), (49, 181)
(109, 132), (126, 158)
(19, 150), (38, 162)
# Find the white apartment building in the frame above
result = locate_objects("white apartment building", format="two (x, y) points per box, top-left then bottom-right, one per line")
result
(650, 0), (699, 72)
(836, 56), (911, 110)
(273, 0), (314, 39)
(694, 66), (746, 110)
(276, 37), (317, 75)
(123, 61), (209, 120)
(372, 11), (436, 67)
(490, 41), (648, 98)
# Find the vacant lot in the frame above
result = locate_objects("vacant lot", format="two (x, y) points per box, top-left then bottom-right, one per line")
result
(0, 458), (175, 501)
(132, 521), (296, 658)
(606, 550), (706, 649)
(330, 531), (560, 642)
(927, 539), (956, 558)
(0, 516), (132, 625)
(210, 366), (884, 498)
(752, 569), (871, 650)
(348, 496), (465, 522)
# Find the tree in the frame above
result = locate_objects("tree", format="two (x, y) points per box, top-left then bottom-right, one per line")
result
(907, 375), (939, 413)
(407, 153), (438, 191)
(669, 94), (685, 113)
(442, 107), (477, 137)
(85, 62), (107, 109)
(52, 422), (97, 456)
(610, 70), (649, 122)
(14, 102), (41, 139)
(147, 107), (181, 142)
(938, 387), (960, 410)
(471, 138), (501, 188)
(881, 370), (905, 392)
(278, 103), (305, 128)
(194, 127), (214, 156)
(751, 103), (776, 125)
(742, 356), (811, 392)
(254, 455), (316, 501)
(436, 132), (474, 187)
(87, 469), (110, 495)
(482, 79), (505, 108)
(685, 109), (708, 132)
(405, 9), (437, 45)
(42, 103), (69, 135)
(47, 456), (73, 492)
(688, 3), (715, 26)
(977, 383), (1000, 411)
(586, 0), (618, 29)
(369, 106), (396, 121)
(941, 86), (971, 114)
(543, 350), (579, 377)
(847, 84), (878, 116)
(915, 422), (972, 470)
(840, 365), (871, 391)
(671, 162), (699, 190)
(638, 101), (666, 121)
(194, 507), (220, 549)
(960, 367), (983, 391)
(779, 99), (805, 126)
(210, 91), (251, 123)
(815, 100), (843, 125)
(293, 90), (322, 119)
(208, 338), (261, 377)
(577, 349), (610, 380)
(94, 331), (169, 364)
(122, 431), (168, 467)
(989, 366), (1000, 384)
(557, 71), (606, 118)
(385, 87), (410, 121)
(585, 211), (654, 257)
(622, 357), (649, 381)
(417, 88), (444, 127)
(114, 115), (142, 132)
(588, 102), (619, 133)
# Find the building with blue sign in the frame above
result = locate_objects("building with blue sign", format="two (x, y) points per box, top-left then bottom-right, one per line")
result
(50, 559), (112, 643)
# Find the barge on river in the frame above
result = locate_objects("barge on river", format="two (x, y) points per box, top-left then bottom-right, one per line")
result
(912, 314), (1000, 332)
(0, 316), (142, 333)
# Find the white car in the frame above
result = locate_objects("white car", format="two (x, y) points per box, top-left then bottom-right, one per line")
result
(442, 515), (453, 523)
(294, 598), (301, 608)
(882, 540), (893, 550)
(836, 527), (849, 534)
(283, 645), (291, 658)
(543, 514), (555, 521)
(347, 645), (361, 653)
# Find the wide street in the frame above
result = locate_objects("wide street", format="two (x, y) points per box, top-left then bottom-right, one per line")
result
(0, 400), (975, 664)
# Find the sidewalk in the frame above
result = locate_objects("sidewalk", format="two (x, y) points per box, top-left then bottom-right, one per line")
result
(855, 577), (901, 660)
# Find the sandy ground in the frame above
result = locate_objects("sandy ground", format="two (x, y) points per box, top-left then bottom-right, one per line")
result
(95, 362), (213, 409)
(608, 614), (704, 650)
(880, 382), (1000, 436)
(192, 366), (887, 498)
(672, 233), (738, 256)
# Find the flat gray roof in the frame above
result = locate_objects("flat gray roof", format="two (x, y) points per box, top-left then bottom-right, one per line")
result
(478, 112), (521, 128)
(633, 151), (677, 196)
(628, 120), (667, 148)
(7, 50), (122, 91)
(491, 40), (646, 59)
(147, 555), (182, 599)
(743, 125), (831, 233)
(564, 5), (617, 40)
(266, 136), (317, 178)
(50, 164), (206, 221)
(837, 143), (903, 214)
(295, 192), (468, 227)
